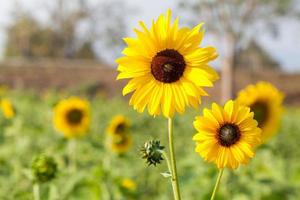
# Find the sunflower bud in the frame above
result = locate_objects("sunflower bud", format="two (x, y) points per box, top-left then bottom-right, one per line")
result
(140, 140), (164, 166)
(32, 155), (57, 183)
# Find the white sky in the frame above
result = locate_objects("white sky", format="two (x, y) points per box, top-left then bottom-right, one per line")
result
(0, 0), (299, 72)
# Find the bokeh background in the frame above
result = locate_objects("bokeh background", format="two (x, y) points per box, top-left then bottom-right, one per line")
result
(0, 0), (300, 199)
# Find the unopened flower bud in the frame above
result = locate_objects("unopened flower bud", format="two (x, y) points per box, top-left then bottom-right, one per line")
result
(140, 140), (164, 166)
(32, 154), (57, 183)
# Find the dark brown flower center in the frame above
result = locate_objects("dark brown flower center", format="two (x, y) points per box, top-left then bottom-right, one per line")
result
(66, 109), (83, 125)
(218, 124), (240, 147)
(151, 49), (186, 83)
(250, 101), (268, 128)
(115, 123), (126, 134)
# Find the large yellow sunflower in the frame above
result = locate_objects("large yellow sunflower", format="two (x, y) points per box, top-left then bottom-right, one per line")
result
(236, 81), (284, 142)
(1, 98), (15, 119)
(193, 100), (261, 169)
(106, 115), (130, 136)
(53, 97), (90, 138)
(116, 10), (218, 117)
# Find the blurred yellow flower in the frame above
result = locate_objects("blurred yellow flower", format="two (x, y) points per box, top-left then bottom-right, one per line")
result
(53, 97), (90, 138)
(106, 133), (132, 154)
(121, 178), (137, 191)
(193, 100), (261, 169)
(106, 115), (130, 136)
(116, 10), (218, 117)
(1, 98), (15, 119)
(237, 81), (284, 142)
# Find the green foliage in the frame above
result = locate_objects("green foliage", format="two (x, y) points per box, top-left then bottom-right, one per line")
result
(0, 91), (300, 199)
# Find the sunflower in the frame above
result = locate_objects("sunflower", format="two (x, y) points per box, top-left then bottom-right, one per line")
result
(106, 133), (132, 154)
(193, 100), (261, 169)
(106, 115), (130, 136)
(1, 98), (15, 119)
(121, 178), (137, 192)
(53, 97), (90, 138)
(237, 82), (284, 142)
(116, 10), (218, 117)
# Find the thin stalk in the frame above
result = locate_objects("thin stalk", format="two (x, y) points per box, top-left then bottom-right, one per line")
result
(168, 118), (181, 200)
(161, 150), (172, 176)
(210, 168), (224, 200)
(68, 139), (77, 172)
(33, 183), (40, 200)
(49, 183), (58, 200)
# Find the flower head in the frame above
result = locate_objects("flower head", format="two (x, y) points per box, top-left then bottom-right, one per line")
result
(140, 140), (164, 166)
(32, 154), (57, 183)
(106, 133), (132, 154)
(237, 82), (284, 142)
(116, 10), (218, 118)
(1, 98), (15, 119)
(193, 100), (261, 169)
(121, 178), (137, 192)
(106, 115), (130, 136)
(53, 97), (90, 138)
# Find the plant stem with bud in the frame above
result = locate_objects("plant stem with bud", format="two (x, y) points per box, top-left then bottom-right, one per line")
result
(210, 168), (224, 200)
(168, 118), (181, 200)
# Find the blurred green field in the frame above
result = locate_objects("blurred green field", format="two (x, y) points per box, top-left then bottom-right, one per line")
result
(0, 90), (300, 200)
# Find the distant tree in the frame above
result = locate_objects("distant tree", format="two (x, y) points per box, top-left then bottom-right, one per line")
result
(4, 0), (129, 60)
(236, 40), (280, 70)
(4, 14), (54, 58)
(177, 0), (300, 101)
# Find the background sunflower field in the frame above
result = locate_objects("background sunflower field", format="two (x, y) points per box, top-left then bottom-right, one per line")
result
(0, 90), (300, 199)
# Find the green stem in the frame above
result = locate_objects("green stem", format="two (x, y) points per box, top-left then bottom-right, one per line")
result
(162, 150), (172, 176)
(68, 139), (77, 172)
(210, 168), (224, 200)
(33, 183), (40, 200)
(49, 183), (58, 200)
(168, 118), (181, 200)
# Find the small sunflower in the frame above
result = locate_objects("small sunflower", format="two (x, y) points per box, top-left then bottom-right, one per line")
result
(106, 133), (132, 154)
(1, 98), (15, 119)
(106, 115), (130, 136)
(121, 178), (137, 192)
(237, 82), (284, 142)
(193, 100), (261, 169)
(116, 10), (218, 117)
(53, 97), (90, 138)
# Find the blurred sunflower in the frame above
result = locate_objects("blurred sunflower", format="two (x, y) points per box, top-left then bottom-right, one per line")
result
(237, 82), (284, 142)
(1, 98), (15, 119)
(106, 133), (132, 154)
(106, 115), (130, 136)
(116, 10), (218, 117)
(193, 100), (261, 169)
(53, 97), (90, 138)
(121, 178), (137, 192)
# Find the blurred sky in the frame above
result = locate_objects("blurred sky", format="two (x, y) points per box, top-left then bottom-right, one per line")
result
(0, 0), (299, 72)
